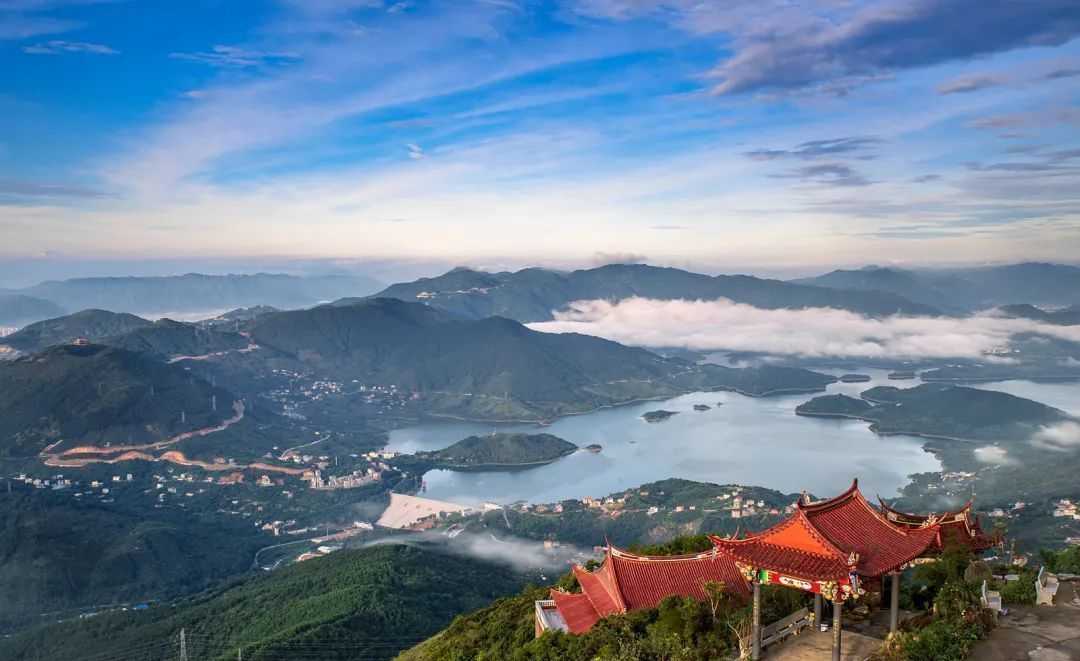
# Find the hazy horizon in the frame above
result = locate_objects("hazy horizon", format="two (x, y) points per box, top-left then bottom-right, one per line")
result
(4, 0), (1080, 274)
(4, 255), (1080, 291)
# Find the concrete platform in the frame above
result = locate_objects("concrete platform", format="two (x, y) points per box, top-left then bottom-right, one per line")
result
(971, 580), (1080, 661)
(765, 629), (882, 660)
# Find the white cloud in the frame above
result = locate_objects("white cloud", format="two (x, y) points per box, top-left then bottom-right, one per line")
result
(529, 297), (1080, 360)
(406, 143), (424, 160)
(359, 530), (587, 572)
(974, 445), (1013, 465)
(1031, 421), (1080, 451)
(22, 39), (117, 54)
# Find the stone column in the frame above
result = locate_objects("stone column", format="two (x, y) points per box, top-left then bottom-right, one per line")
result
(832, 599), (843, 661)
(814, 593), (822, 630)
(890, 572), (900, 635)
(752, 581), (762, 660)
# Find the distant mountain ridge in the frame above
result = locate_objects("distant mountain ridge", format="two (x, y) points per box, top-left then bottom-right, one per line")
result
(8, 272), (382, 322)
(0, 293), (66, 328)
(363, 263), (939, 321)
(995, 303), (1080, 326)
(793, 263), (1080, 312)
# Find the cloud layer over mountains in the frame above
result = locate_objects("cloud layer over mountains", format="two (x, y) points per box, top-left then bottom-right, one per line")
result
(530, 297), (1080, 360)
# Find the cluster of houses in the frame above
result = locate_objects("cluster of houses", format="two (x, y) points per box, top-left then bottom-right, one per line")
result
(1053, 499), (1080, 520)
(514, 487), (793, 520)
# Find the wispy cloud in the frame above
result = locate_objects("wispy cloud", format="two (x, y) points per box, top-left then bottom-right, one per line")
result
(937, 75), (1003, 95)
(22, 39), (117, 54)
(169, 45), (299, 68)
(0, 179), (104, 199)
(1045, 67), (1080, 80)
(775, 163), (872, 187)
(745, 136), (881, 161)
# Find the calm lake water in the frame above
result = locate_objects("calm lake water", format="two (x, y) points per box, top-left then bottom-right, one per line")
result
(384, 370), (1080, 506)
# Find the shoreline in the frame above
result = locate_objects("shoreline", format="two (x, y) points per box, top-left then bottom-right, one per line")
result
(795, 410), (1010, 445)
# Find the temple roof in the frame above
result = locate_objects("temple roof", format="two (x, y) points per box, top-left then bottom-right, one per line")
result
(549, 544), (750, 634)
(710, 511), (854, 581)
(800, 480), (941, 576)
(878, 497), (996, 552)
(712, 479), (941, 581)
(549, 589), (601, 634)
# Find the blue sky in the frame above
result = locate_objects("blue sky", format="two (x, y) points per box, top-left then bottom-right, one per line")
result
(2, 0), (1080, 284)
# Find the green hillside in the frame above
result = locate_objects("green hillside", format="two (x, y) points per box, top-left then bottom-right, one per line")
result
(1, 309), (152, 353)
(422, 432), (577, 469)
(796, 383), (1071, 441)
(0, 491), (263, 634)
(0, 544), (527, 661)
(106, 318), (249, 359)
(0, 343), (235, 456)
(249, 298), (836, 421)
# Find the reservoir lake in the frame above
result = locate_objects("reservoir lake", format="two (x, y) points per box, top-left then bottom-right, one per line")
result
(384, 369), (1077, 506)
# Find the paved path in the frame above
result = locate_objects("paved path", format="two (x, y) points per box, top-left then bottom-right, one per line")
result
(972, 579), (1080, 661)
(766, 629), (882, 660)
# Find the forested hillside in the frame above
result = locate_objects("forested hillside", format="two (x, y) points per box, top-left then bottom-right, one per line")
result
(0, 544), (527, 661)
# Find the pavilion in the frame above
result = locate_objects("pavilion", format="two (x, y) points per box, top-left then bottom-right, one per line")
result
(710, 480), (943, 660)
(535, 544), (750, 636)
(535, 479), (991, 661)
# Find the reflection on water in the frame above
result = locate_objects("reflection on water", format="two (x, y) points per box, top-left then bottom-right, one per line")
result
(386, 369), (947, 506)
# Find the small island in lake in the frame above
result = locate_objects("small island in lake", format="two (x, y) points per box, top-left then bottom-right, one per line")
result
(887, 370), (917, 380)
(839, 373), (872, 383)
(795, 383), (1071, 442)
(642, 410), (679, 423)
(418, 433), (577, 470)
(693, 404), (711, 412)
(585, 444), (602, 453)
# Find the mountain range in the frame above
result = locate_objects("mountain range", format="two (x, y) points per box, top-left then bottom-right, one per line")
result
(793, 263), (1080, 312)
(248, 297), (837, 420)
(361, 263), (940, 321)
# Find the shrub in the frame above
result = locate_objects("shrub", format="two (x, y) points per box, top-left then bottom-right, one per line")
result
(1000, 572), (1036, 606)
(1041, 546), (1080, 574)
(933, 580), (980, 621)
(893, 617), (985, 661)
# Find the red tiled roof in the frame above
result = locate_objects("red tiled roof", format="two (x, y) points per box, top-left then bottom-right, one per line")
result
(549, 589), (601, 634)
(711, 480), (942, 581)
(606, 546), (751, 608)
(878, 498), (997, 552)
(799, 479), (940, 576)
(573, 562), (624, 617)
(552, 545), (751, 634)
(710, 512), (853, 581)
